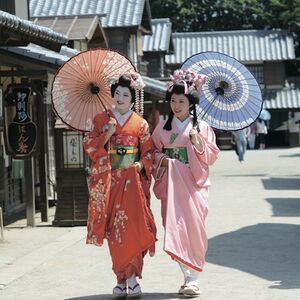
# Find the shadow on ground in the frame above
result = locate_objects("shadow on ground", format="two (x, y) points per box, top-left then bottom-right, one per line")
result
(266, 198), (300, 217)
(66, 293), (184, 300)
(3, 210), (26, 226)
(5, 224), (54, 229)
(278, 153), (300, 158)
(223, 174), (268, 177)
(3, 205), (56, 226)
(262, 178), (300, 190)
(206, 223), (300, 289)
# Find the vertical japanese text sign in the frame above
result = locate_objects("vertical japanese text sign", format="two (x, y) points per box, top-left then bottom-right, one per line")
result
(63, 132), (83, 168)
(7, 86), (37, 158)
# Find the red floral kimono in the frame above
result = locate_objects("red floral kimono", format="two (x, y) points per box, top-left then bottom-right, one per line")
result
(83, 110), (156, 283)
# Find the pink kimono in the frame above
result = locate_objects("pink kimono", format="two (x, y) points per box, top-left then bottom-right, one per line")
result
(152, 118), (220, 271)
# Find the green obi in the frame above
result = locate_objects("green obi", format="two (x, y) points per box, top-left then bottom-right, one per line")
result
(109, 145), (139, 170)
(163, 147), (189, 164)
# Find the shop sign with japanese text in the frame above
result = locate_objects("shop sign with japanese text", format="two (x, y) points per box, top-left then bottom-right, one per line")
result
(6, 86), (37, 158)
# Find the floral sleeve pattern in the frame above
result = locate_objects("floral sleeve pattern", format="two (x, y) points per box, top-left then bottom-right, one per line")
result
(83, 113), (109, 162)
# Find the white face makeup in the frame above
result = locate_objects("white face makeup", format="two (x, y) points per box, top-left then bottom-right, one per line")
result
(113, 86), (133, 114)
(170, 93), (191, 121)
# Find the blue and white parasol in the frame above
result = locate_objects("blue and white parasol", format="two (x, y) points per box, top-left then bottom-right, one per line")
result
(181, 51), (263, 131)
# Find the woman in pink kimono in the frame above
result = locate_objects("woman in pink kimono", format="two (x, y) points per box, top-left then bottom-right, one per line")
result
(151, 69), (220, 297)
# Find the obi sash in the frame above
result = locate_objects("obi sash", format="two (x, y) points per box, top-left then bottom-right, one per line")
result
(109, 145), (139, 170)
(163, 147), (188, 164)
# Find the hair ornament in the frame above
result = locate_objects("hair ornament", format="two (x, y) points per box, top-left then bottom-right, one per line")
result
(167, 69), (206, 94)
(109, 71), (145, 116)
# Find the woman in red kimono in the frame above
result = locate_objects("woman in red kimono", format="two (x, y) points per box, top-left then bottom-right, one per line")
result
(152, 69), (220, 297)
(83, 73), (156, 298)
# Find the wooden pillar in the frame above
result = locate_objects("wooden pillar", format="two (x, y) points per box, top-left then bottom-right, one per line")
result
(0, 207), (4, 241)
(25, 157), (35, 227)
(151, 98), (156, 131)
(160, 54), (165, 78)
(33, 80), (49, 222)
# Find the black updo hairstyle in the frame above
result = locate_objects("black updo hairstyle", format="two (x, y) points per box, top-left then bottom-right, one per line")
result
(163, 81), (200, 131)
(111, 74), (136, 107)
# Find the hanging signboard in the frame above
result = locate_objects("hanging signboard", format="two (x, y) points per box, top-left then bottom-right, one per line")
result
(62, 131), (84, 168)
(4, 85), (37, 158)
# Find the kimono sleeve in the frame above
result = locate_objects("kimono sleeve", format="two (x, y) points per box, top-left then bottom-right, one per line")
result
(83, 113), (109, 162)
(195, 123), (220, 166)
(138, 119), (153, 179)
(151, 122), (168, 180)
(187, 123), (220, 188)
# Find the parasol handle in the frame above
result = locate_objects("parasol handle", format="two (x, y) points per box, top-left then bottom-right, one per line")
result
(90, 83), (110, 116)
(96, 93), (109, 115)
(200, 94), (219, 121)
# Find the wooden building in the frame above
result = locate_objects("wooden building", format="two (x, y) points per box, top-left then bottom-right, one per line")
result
(142, 18), (174, 79)
(140, 18), (175, 128)
(27, 0), (166, 225)
(165, 30), (300, 148)
(0, 4), (69, 225)
(29, 0), (152, 72)
(32, 15), (108, 50)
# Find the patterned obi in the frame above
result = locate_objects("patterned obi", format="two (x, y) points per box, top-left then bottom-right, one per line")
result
(163, 147), (189, 164)
(109, 145), (139, 170)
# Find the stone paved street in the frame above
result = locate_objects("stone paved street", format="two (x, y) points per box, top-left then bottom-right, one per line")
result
(0, 148), (300, 300)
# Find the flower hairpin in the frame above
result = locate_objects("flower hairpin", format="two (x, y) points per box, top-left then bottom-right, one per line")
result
(109, 72), (145, 90)
(167, 69), (206, 94)
(127, 72), (145, 91)
(126, 72), (145, 116)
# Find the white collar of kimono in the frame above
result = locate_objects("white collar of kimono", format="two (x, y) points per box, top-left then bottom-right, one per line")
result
(173, 115), (192, 131)
(112, 109), (133, 126)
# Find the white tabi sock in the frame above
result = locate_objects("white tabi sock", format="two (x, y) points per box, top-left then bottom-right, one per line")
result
(127, 273), (138, 287)
(178, 262), (200, 286)
(117, 282), (126, 288)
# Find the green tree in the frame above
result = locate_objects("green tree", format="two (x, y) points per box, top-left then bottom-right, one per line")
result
(150, 0), (300, 71)
(150, 0), (300, 32)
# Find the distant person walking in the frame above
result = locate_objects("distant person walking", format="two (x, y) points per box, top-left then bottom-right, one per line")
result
(247, 122), (257, 149)
(256, 119), (268, 149)
(232, 128), (249, 162)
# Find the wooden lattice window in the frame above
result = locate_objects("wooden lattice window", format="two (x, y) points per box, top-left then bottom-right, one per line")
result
(246, 65), (264, 85)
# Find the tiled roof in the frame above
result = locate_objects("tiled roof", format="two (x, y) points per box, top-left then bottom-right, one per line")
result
(32, 15), (106, 42)
(0, 10), (68, 51)
(1, 45), (166, 98)
(0, 44), (76, 66)
(142, 18), (173, 53)
(166, 30), (295, 65)
(264, 82), (300, 109)
(29, 0), (151, 30)
(142, 76), (166, 97)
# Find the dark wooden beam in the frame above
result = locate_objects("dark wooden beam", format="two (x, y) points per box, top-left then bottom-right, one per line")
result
(0, 49), (59, 73)
(0, 70), (47, 77)
(0, 31), (28, 46)
(32, 80), (49, 222)
(25, 157), (36, 227)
